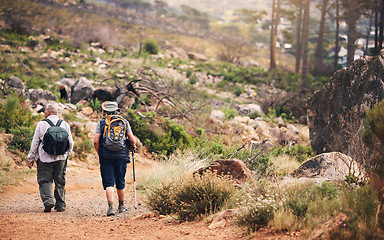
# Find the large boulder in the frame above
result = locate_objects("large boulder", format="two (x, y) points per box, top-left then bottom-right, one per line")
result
(308, 52), (384, 155)
(286, 152), (365, 183)
(70, 77), (95, 104)
(237, 104), (264, 117)
(27, 89), (56, 103)
(194, 159), (253, 185)
(92, 87), (119, 102)
(56, 78), (76, 87)
(8, 76), (25, 93)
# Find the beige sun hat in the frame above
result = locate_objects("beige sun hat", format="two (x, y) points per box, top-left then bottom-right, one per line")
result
(102, 101), (119, 112)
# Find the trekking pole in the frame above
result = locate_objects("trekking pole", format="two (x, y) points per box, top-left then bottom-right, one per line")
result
(132, 150), (137, 209)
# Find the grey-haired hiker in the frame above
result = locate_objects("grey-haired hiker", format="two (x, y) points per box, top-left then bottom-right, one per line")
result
(93, 101), (136, 216)
(28, 104), (74, 213)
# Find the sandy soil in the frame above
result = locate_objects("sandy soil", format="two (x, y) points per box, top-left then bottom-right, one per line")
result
(0, 153), (301, 240)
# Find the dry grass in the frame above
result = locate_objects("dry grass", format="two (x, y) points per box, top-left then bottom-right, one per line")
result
(271, 209), (302, 232)
(0, 153), (33, 191)
(271, 155), (301, 176)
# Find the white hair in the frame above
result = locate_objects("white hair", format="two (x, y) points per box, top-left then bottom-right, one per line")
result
(46, 104), (58, 115)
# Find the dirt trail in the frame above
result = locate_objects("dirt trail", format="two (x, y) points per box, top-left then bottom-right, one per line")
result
(0, 153), (301, 240)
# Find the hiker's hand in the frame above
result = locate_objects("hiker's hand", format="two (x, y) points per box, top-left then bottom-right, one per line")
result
(130, 144), (136, 152)
(28, 161), (34, 169)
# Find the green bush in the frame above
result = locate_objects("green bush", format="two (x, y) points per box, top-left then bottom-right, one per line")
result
(89, 98), (102, 112)
(224, 146), (273, 176)
(284, 185), (312, 218)
(72, 125), (93, 160)
(236, 199), (276, 232)
(284, 182), (339, 219)
(233, 85), (245, 97)
(8, 126), (35, 153)
(362, 101), (384, 174)
(146, 173), (236, 221)
(272, 144), (313, 163)
(124, 110), (192, 157)
(143, 38), (159, 55)
(0, 95), (37, 133)
(235, 182), (279, 232)
(222, 107), (238, 119)
(338, 185), (380, 239)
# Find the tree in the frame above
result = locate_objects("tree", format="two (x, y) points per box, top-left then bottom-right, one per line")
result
(217, 26), (245, 63)
(270, 0), (281, 71)
(301, 0), (310, 92)
(334, 0), (340, 72)
(284, 0), (305, 73)
(234, 8), (267, 25)
(341, 0), (374, 65)
(295, 1), (304, 74)
(313, 0), (330, 76)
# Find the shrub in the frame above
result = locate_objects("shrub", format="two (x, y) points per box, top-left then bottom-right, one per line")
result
(283, 185), (312, 218)
(146, 172), (236, 221)
(338, 185), (380, 239)
(8, 126), (35, 153)
(236, 195), (277, 232)
(0, 95), (37, 133)
(72, 125), (93, 161)
(233, 85), (245, 97)
(222, 107), (238, 119)
(362, 101), (384, 174)
(272, 144), (313, 163)
(124, 110), (192, 157)
(235, 182), (279, 232)
(143, 38), (159, 55)
(89, 98), (102, 112)
(224, 146), (273, 176)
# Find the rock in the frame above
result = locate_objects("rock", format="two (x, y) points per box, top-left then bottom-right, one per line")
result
(308, 213), (349, 240)
(7, 76), (25, 93)
(27, 89), (57, 103)
(64, 103), (77, 111)
(210, 110), (225, 121)
(92, 87), (118, 102)
(249, 139), (272, 153)
(233, 116), (251, 124)
(270, 127), (299, 146)
(118, 96), (135, 110)
(57, 78), (76, 87)
(164, 47), (189, 60)
(274, 117), (286, 128)
(287, 124), (299, 134)
(70, 77), (95, 104)
(208, 209), (238, 229)
(237, 104), (264, 117)
(252, 120), (270, 138)
(79, 106), (94, 117)
(307, 53), (384, 155)
(76, 100), (89, 107)
(287, 152), (365, 182)
(194, 159), (253, 185)
(187, 52), (208, 62)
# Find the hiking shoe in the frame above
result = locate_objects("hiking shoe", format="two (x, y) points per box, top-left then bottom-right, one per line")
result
(107, 207), (116, 216)
(118, 205), (128, 213)
(44, 204), (54, 213)
(55, 207), (65, 212)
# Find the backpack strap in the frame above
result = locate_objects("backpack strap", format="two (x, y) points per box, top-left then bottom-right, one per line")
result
(56, 119), (63, 127)
(43, 119), (55, 127)
(43, 119), (63, 127)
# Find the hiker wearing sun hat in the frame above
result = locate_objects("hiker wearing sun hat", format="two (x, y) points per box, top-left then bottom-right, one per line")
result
(93, 101), (136, 216)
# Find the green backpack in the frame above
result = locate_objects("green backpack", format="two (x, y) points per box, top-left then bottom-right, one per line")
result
(42, 119), (70, 155)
